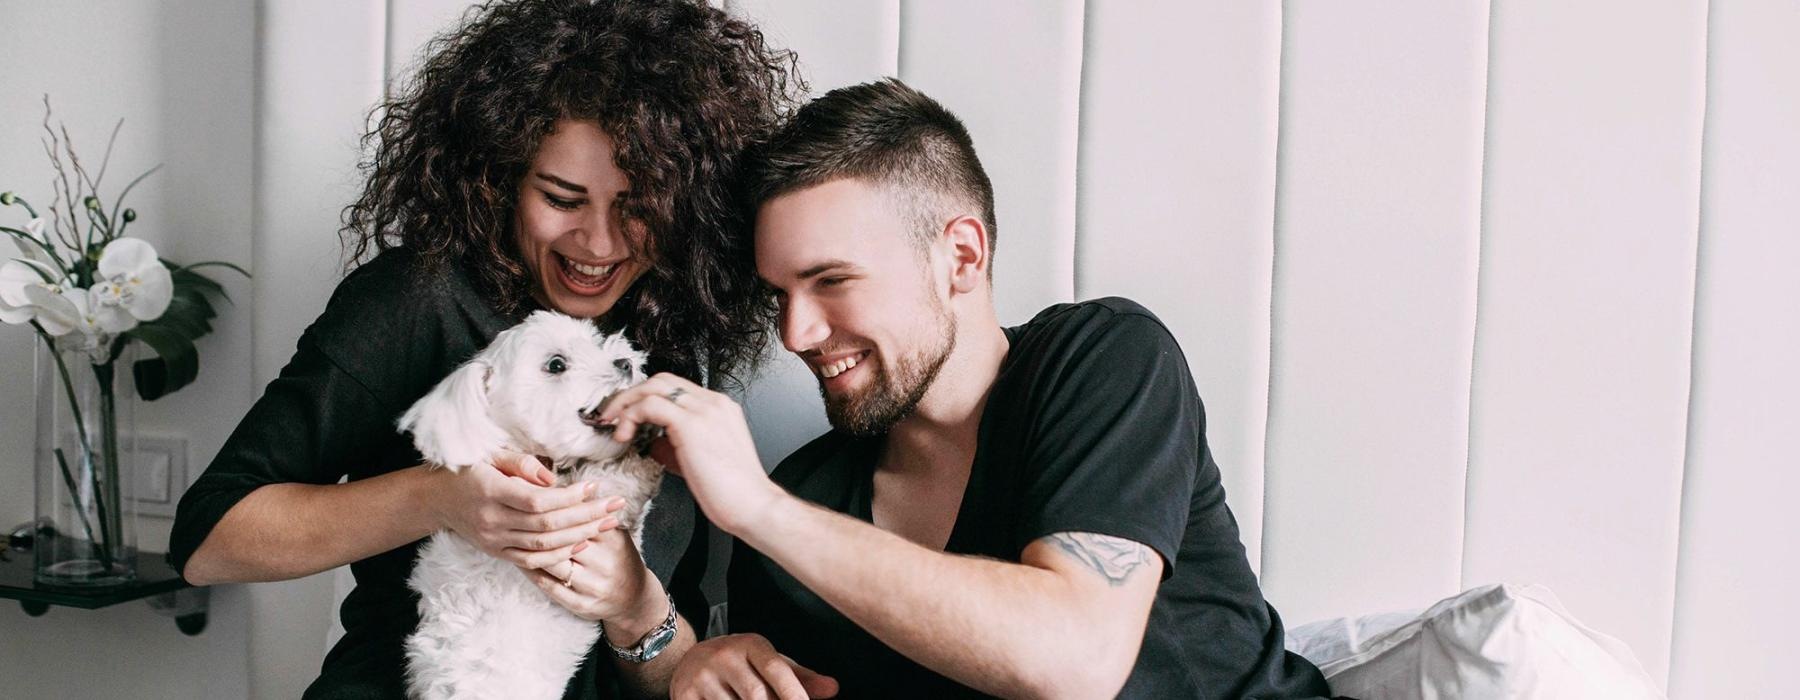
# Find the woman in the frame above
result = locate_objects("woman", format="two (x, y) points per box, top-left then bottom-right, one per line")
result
(167, 1), (798, 697)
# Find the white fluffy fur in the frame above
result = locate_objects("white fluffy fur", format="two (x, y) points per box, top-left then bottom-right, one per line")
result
(396, 310), (665, 700)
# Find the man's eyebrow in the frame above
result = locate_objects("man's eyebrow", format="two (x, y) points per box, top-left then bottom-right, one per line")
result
(795, 260), (859, 280)
(534, 172), (587, 194)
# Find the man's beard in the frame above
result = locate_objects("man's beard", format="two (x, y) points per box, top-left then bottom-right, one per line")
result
(823, 307), (957, 437)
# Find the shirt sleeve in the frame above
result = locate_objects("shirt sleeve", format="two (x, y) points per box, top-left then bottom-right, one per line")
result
(165, 328), (399, 578)
(1014, 309), (1203, 576)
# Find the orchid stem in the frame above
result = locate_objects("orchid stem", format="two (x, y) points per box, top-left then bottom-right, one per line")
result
(52, 448), (105, 563)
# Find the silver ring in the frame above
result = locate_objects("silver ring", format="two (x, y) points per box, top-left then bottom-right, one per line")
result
(666, 387), (687, 405)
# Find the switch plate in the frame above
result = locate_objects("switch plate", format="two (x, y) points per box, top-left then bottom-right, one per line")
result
(127, 433), (189, 519)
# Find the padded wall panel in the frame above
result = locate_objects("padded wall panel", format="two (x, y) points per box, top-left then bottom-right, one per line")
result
(1259, 0), (1488, 625)
(1668, 1), (1800, 697)
(1075, 0), (1281, 573)
(728, 0), (899, 96)
(1463, 0), (1707, 685)
(256, 0), (389, 386)
(257, 2), (389, 676)
(898, 0), (1084, 326)
(726, 0), (897, 467)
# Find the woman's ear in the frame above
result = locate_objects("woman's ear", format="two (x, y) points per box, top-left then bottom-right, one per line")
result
(398, 359), (508, 470)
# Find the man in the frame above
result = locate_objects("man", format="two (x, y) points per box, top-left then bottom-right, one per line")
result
(598, 79), (1333, 698)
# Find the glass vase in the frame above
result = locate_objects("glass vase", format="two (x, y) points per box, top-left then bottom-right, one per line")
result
(33, 337), (139, 587)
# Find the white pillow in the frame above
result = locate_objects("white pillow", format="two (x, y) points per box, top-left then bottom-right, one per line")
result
(1285, 584), (1665, 700)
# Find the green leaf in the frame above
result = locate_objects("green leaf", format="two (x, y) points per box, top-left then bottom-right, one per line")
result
(155, 303), (212, 340)
(126, 322), (199, 401)
(170, 266), (235, 305)
(177, 260), (251, 279)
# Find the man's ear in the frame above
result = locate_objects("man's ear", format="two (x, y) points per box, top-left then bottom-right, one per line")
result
(397, 359), (508, 470)
(942, 214), (990, 294)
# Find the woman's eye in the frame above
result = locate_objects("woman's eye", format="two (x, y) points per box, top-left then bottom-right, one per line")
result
(544, 355), (568, 375)
(544, 192), (582, 211)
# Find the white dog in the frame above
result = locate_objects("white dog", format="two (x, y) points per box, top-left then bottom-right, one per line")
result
(397, 310), (665, 700)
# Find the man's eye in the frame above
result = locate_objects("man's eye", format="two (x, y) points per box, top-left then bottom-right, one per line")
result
(544, 192), (582, 211)
(819, 277), (849, 288)
(544, 355), (568, 374)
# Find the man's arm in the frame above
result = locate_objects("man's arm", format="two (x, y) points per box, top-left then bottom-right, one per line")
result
(601, 374), (1164, 698)
(738, 495), (1162, 699)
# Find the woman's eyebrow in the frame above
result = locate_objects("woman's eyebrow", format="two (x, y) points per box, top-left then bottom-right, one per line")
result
(534, 172), (587, 193)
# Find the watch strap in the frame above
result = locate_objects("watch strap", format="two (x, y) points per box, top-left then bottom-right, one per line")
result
(602, 591), (678, 663)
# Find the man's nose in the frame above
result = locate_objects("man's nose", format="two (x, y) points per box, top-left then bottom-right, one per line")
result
(781, 296), (828, 354)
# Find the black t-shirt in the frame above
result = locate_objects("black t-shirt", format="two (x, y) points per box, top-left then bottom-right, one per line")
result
(728, 298), (1333, 699)
(167, 247), (711, 700)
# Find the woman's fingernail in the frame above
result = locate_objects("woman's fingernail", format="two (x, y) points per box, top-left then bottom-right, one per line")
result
(584, 483), (598, 499)
(607, 497), (625, 511)
(598, 517), (619, 530)
(572, 541), (589, 554)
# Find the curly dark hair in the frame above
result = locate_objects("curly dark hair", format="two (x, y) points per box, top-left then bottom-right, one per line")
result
(342, 0), (801, 388)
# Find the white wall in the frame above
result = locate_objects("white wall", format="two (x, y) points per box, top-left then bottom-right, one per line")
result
(2, 1), (1794, 698)
(0, 1), (256, 698)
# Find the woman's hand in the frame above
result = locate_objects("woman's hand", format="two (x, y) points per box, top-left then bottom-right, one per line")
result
(425, 451), (625, 569)
(522, 528), (661, 634)
(670, 634), (838, 700)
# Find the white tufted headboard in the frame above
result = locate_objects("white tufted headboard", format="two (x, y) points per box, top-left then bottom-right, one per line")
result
(288, 2), (1798, 698)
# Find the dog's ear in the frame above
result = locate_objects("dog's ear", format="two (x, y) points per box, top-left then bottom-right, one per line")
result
(397, 359), (508, 470)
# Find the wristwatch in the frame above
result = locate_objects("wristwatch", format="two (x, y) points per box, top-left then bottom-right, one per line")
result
(602, 592), (678, 663)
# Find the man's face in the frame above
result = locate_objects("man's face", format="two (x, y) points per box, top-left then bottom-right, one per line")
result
(755, 178), (956, 435)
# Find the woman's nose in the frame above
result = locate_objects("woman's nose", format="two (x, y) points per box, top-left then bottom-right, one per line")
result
(570, 206), (624, 257)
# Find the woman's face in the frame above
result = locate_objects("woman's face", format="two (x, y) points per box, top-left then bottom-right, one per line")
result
(515, 119), (648, 319)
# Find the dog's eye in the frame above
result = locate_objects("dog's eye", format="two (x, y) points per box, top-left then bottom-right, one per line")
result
(613, 358), (634, 374)
(544, 355), (568, 375)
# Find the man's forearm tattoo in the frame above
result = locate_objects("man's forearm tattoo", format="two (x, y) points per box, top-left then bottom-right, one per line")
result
(1045, 533), (1150, 587)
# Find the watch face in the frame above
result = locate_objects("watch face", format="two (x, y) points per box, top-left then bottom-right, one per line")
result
(639, 624), (678, 661)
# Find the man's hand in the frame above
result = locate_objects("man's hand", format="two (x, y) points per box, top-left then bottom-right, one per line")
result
(425, 451), (626, 569)
(599, 373), (785, 535)
(670, 634), (838, 700)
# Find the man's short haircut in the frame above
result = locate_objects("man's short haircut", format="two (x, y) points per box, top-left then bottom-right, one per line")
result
(746, 78), (998, 275)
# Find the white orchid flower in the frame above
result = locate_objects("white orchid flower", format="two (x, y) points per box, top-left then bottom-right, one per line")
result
(22, 283), (84, 336)
(89, 237), (172, 332)
(26, 285), (113, 362)
(22, 217), (47, 243)
(0, 259), (49, 324)
(9, 218), (57, 265)
(0, 249), (74, 324)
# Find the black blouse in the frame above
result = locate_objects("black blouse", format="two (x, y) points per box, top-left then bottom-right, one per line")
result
(168, 247), (709, 699)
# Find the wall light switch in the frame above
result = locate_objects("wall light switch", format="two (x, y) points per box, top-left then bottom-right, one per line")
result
(128, 433), (189, 519)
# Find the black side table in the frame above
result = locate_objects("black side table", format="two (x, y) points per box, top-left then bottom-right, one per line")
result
(0, 548), (208, 635)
